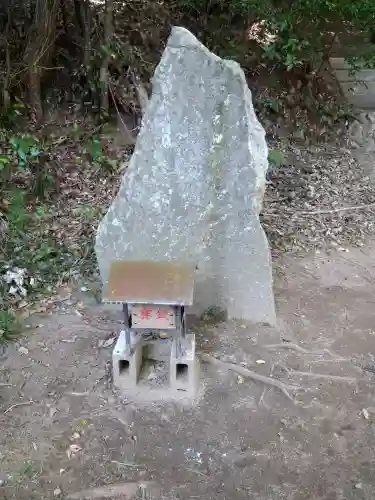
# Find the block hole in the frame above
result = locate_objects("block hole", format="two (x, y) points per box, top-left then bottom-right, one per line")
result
(119, 359), (130, 374)
(176, 363), (188, 382)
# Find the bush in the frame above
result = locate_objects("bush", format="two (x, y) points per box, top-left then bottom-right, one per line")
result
(177, 0), (375, 73)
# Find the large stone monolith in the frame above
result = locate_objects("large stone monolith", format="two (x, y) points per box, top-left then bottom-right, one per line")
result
(95, 27), (276, 324)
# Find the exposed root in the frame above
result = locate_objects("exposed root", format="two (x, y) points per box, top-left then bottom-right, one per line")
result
(265, 343), (348, 361)
(67, 481), (157, 499)
(265, 343), (311, 354)
(291, 371), (357, 383)
(201, 354), (298, 402)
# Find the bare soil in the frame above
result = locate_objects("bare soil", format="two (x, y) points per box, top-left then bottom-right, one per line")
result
(1, 244), (375, 499)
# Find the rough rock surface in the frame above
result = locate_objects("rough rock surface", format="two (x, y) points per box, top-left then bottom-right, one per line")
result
(95, 26), (275, 324)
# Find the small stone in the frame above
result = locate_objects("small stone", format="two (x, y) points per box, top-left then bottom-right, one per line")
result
(355, 483), (363, 489)
(237, 375), (244, 384)
(54, 487), (62, 496)
(362, 408), (369, 420)
(102, 337), (116, 348)
(302, 165), (314, 173)
(256, 359), (266, 365)
(80, 286), (88, 292)
(18, 346), (29, 355)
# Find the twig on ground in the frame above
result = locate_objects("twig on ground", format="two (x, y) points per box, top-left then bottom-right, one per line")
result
(111, 461), (142, 468)
(258, 387), (271, 409)
(297, 203), (375, 215)
(263, 202), (375, 217)
(65, 392), (89, 396)
(4, 400), (33, 414)
(201, 354), (298, 402)
(185, 468), (208, 477)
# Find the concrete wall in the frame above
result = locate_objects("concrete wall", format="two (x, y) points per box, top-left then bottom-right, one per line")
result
(330, 57), (375, 110)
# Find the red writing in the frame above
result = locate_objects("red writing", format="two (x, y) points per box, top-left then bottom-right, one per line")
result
(139, 307), (153, 320)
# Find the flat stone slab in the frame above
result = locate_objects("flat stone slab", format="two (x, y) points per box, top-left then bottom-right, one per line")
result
(95, 27), (276, 324)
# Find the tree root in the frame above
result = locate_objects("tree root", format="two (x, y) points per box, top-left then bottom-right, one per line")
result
(265, 343), (348, 361)
(291, 371), (357, 383)
(201, 354), (298, 402)
(265, 343), (311, 354)
(67, 481), (156, 500)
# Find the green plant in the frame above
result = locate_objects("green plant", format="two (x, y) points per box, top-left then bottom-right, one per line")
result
(87, 135), (118, 172)
(10, 135), (41, 168)
(0, 310), (22, 345)
(268, 149), (284, 168)
(7, 190), (29, 231)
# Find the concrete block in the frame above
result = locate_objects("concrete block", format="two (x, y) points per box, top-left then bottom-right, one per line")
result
(143, 340), (171, 362)
(112, 330), (142, 389)
(170, 334), (199, 394)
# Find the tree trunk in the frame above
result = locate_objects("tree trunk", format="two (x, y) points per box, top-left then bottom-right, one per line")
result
(2, 19), (11, 112)
(100, 0), (114, 116)
(24, 0), (58, 123)
(29, 65), (42, 123)
(81, 0), (92, 71)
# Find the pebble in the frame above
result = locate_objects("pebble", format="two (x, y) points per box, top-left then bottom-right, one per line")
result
(362, 408), (369, 420)
(54, 487), (62, 496)
(18, 346), (29, 355)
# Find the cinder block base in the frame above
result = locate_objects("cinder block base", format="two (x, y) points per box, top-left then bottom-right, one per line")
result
(112, 332), (199, 398)
(112, 330), (142, 389)
(170, 334), (199, 395)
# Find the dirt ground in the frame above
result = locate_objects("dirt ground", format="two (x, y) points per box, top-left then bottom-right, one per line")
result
(1, 245), (375, 500)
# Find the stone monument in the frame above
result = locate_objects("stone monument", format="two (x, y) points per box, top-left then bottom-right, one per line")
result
(95, 26), (276, 325)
